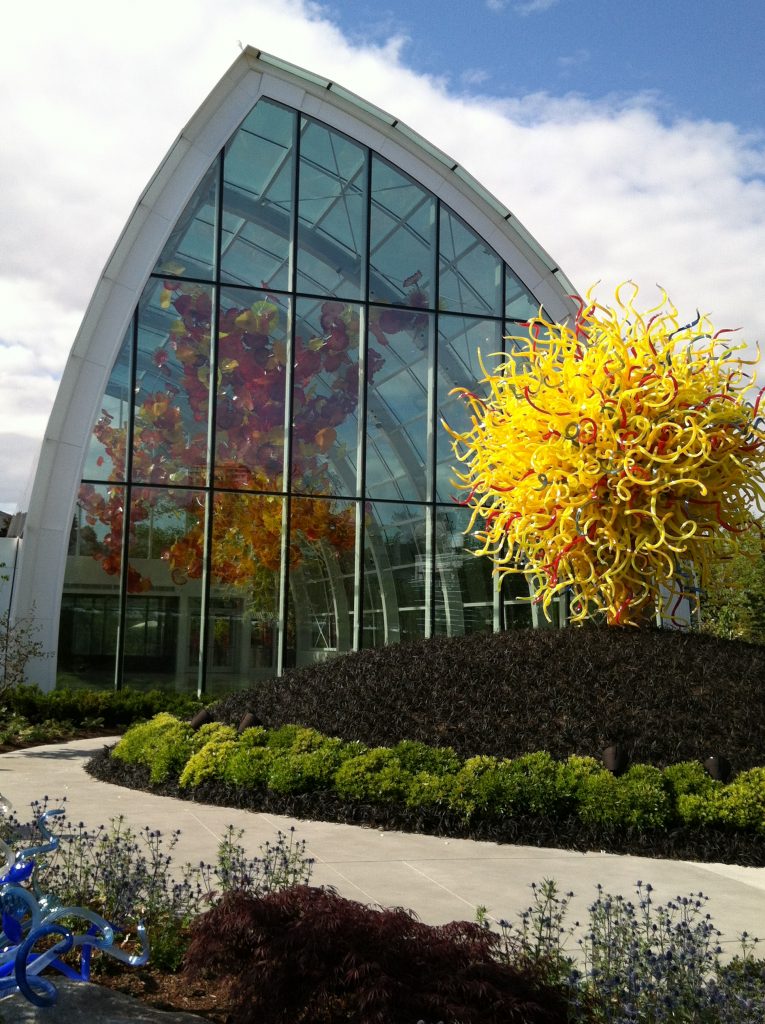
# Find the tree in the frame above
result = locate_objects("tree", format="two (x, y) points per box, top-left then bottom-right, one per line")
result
(0, 611), (46, 696)
(447, 283), (765, 626)
(700, 529), (765, 643)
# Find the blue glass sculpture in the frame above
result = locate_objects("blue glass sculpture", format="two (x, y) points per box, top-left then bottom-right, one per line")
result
(0, 807), (149, 1007)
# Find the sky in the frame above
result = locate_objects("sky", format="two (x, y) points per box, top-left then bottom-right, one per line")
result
(1, 0), (763, 512)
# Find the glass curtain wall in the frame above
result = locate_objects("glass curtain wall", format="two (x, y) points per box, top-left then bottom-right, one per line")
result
(60, 97), (547, 694)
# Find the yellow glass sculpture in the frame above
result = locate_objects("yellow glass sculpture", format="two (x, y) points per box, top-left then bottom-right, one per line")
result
(447, 283), (765, 626)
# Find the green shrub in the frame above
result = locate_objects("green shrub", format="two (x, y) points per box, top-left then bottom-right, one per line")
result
(238, 725), (269, 748)
(579, 764), (671, 828)
(267, 742), (346, 795)
(556, 755), (605, 799)
(266, 724), (314, 750)
(111, 713), (194, 784)
(500, 752), (565, 816)
(662, 760), (716, 799)
(391, 739), (461, 775)
(179, 727), (238, 788)
(6, 685), (204, 729)
(448, 755), (513, 821)
(405, 770), (458, 809)
(676, 789), (725, 827)
(716, 767), (765, 832)
(190, 721), (237, 752)
(221, 745), (277, 788)
(333, 748), (410, 803)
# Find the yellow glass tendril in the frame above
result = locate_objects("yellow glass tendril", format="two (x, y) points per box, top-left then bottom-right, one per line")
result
(446, 283), (765, 626)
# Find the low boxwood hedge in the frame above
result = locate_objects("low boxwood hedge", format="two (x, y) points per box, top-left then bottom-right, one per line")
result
(105, 714), (765, 839)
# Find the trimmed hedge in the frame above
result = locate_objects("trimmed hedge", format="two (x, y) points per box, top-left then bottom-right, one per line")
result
(3, 685), (206, 729)
(106, 714), (765, 838)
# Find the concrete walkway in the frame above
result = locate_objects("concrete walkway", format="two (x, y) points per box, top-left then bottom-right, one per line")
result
(2, 737), (765, 1019)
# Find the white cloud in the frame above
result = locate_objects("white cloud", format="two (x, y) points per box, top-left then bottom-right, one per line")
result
(460, 68), (491, 87)
(1, 0), (764, 512)
(514, 0), (560, 14)
(486, 0), (508, 11)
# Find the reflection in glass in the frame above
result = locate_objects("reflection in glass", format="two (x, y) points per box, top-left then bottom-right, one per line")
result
(58, 483), (126, 687)
(60, 96), (563, 692)
(436, 316), (503, 502)
(369, 157), (436, 307)
(363, 502), (428, 646)
(505, 266), (541, 321)
(221, 100), (295, 291)
(132, 280), (213, 487)
(292, 298), (361, 497)
(366, 308), (433, 502)
(154, 158), (219, 280)
(83, 326), (132, 481)
(285, 496), (356, 668)
(296, 119), (367, 299)
(214, 288), (290, 492)
(502, 572), (534, 629)
(434, 506), (494, 636)
(208, 492), (283, 692)
(439, 207), (502, 316)
(121, 487), (206, 691)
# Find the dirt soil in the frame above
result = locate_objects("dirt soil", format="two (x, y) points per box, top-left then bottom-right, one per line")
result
(93, 964), (234, 1023)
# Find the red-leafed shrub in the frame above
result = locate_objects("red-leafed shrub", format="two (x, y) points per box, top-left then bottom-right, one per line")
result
(183, 885), (570, 1024)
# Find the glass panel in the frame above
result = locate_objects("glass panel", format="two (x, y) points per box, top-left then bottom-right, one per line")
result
(284, 496), (356, 669)
(505, 266), (542, 321)
(153, 158), (219, 280)
(503, 572), (534, 629)
(214, 287), (290, 492)
(366, 307), (433, 502)
(83, 325), (132, 482)
(435, 315), (503, 502)
(434, 506), (494, 636)
(221, 100), (295, 292)
(363, 502), (428, 647)
(369, 156), (436, 308)
(296, 119), (367, 300)
(132, 280), (213, 487)
(292, 298), (361, 497)
(57, 482), (126, 688)
(439, 206), (502, 316)
(206, 492), (283, 693)
(121, 486), (205, 692)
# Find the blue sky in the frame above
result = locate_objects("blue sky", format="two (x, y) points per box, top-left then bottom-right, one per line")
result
(333, 0), (764, 132)
(0, 0), (763, 511)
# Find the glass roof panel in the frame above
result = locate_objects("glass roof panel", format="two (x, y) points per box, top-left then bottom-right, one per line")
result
(221, 100), (295, 292)
(505, 266), (543, 320)
(436, 315), (503, 503)
(439, 206), (502, 317)
(366, 308), (433, 502)
(83, 326), (132, 482)
(296, 118), (367, 300)
(153, 158), (219, 280)
(369, 155), (436, 308)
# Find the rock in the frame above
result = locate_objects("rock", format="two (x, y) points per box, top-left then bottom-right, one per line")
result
(0, 980), (207, 1023)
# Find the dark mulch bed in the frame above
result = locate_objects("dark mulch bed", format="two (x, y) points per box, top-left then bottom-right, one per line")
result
(210, 628), (765, 772)
(86, 746), (765, 867)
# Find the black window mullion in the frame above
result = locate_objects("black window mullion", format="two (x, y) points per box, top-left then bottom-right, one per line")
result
(276, 111), (300, 675)
(196, 151), (224, 697)
(354, 151), (374, 650)
(113, 310), (140, 691)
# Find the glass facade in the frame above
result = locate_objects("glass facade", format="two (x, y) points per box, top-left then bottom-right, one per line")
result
(58, 97), (549, 694)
